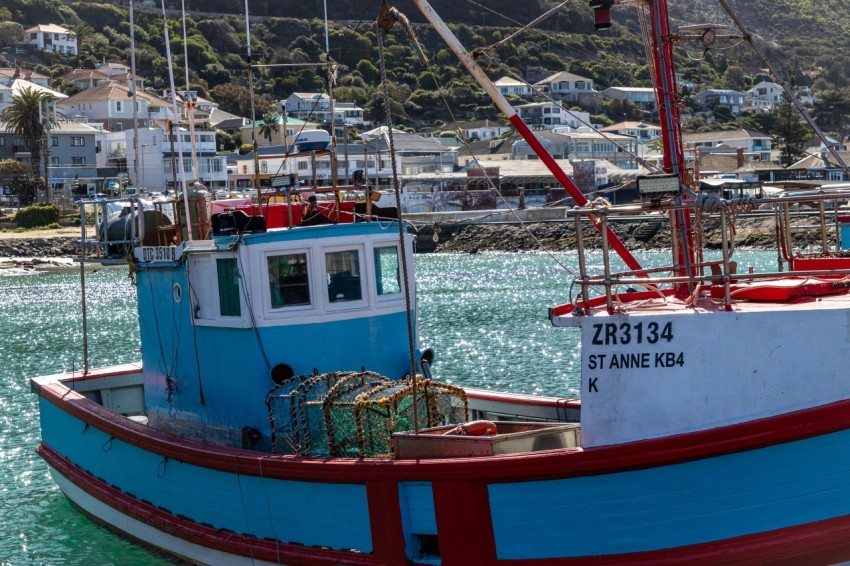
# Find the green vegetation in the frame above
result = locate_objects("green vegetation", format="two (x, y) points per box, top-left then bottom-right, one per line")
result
(1, 0), (849, 146)
(14, 204), (61, 229)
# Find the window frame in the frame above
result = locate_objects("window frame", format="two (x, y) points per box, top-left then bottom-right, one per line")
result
(323, 244), (368, 312)
(264, 249), (316, 316)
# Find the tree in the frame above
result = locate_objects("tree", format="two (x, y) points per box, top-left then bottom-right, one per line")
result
(259, 113), (280, 144)
(0, 159), (37, 206)
(773, 95), (810, 167)
(1, 86), (54, 202)
(813, 89), (850, 144)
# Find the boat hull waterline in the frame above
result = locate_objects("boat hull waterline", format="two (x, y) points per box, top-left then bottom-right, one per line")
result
(33, 367), (850, 565)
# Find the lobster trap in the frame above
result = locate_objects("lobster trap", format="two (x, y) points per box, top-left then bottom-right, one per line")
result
(267, 371), (469, 458)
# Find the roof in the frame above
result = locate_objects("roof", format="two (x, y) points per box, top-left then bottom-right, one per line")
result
(602, 87), (655, 93)
(696, 89), (745, 96)
(787, 151), (850, 170)
(699, 153), (742, 174)
(601, 121), (661, 132)
(366, 129), (450, 153)
(534, 71), (593, 85)
(58, 81), (168, 107)
(240, 116), (320, 130)
(456, 119), (509, 130)
(10, 79), (67, 100)
(455, 138), (515, 157)
(493, 76), (528, 87)
(289, 92), (329, 101)
(25, 23), (73, 34)
(48, 120), (101, 134)
(683, 129), (770, 143)
(62, 68), (111, 82)
(0, 68), (49, 81)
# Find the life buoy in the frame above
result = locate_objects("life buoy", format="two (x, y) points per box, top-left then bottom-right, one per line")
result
(443, 420), (497, 436)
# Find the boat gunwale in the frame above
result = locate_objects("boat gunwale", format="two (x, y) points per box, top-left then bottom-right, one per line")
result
(33, 369), (850, 483)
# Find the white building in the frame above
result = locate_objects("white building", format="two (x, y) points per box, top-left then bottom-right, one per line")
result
(494, 76), (533, 97)
(745, 81), (784, 113)
(281, 93), (367, 127)
(516, 102), (590, 129)
(533, 71), (599, 105)
(600, 121), (662, 143)
(125, 126), (228, 192)
(25, 24), (76, 55)
(683, 129), (772, 162)
(601, 87), (657, 113)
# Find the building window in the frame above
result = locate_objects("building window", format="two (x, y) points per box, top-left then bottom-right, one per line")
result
(51, 136), (58, 147)
(268, 253), (310, 308)
(72, 157), (86, 166)
(115, 100), (123, 112)
(261, 161), (268, 173)
(0, 137), (5, 147)
(51, 157), (59, 166)
(70, 137), (85, 146)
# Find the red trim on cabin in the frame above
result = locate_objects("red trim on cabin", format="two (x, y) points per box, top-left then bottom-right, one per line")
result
(37, 443), (378, 566)
(432, 480), (498, 565)
(366, 481), (408, 566)
(35, 378), (850, 483)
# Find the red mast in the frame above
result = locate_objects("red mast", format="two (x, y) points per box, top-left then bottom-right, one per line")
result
(593, 0), (695, 287)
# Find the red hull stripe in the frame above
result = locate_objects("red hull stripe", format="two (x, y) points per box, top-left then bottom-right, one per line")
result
(37, 380), (850, 483)
(38, 443), (377, 565)
(40, 440), (850, 565)
(494, 514), (850, 566)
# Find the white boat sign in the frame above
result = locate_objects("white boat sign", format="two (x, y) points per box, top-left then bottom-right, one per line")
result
(135, 246), (182, 263)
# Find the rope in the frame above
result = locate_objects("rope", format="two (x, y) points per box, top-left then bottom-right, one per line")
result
(474, 1), (571, 57)
(377, 2), (420, 434)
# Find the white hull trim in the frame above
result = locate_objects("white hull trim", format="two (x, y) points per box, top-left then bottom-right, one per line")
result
(46, 463), (279, 566)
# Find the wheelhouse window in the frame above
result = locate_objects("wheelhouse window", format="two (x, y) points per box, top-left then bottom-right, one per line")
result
(268, 253), (310, 308)
(325, 250), (362, 302)
(374, 246), (401, 296)
(216, 258), (241, 316)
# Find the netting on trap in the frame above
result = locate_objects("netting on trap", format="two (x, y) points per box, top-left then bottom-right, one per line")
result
(325, 376), (469, 458)
(266, 371), (390, 455)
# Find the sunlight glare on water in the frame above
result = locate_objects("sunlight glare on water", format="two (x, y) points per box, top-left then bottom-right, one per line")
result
(0, 250), (779, 563)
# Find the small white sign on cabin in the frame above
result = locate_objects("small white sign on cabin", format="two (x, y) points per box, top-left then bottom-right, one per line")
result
(134, 246), (183, 263)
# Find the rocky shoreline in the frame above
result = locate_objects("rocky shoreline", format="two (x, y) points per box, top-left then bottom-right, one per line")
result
(0, 213), (827, 271)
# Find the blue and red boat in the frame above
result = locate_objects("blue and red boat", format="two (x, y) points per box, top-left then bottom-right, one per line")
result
(30, 0), (850, 564)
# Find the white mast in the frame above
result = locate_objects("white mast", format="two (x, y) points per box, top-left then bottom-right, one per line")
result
(129, 0), (141, 190)
(161, 0), (193, 240)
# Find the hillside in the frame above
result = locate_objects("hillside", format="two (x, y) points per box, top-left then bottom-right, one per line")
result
(1, 0), (849, 133)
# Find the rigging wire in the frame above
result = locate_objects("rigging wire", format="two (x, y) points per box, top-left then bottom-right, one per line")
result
(377, 1), (420, 432)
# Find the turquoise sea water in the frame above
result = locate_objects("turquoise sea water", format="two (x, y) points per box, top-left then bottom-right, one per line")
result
(0, 250), (778, 564)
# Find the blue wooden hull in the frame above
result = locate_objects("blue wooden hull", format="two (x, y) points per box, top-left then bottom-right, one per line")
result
(33, 373), (850, 565)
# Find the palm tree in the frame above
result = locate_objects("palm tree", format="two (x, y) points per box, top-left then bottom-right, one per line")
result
(1, 86), (54, 202)
(259, 112), (280, 145)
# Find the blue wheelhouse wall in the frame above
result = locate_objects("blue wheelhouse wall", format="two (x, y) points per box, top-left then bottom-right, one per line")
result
(135, 224), (417, 444)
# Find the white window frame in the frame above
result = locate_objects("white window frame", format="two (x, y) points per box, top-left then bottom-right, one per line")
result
(322, 244), (369, 313)
(263, 248), (318, 319)
(188, 252), (249, 327)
